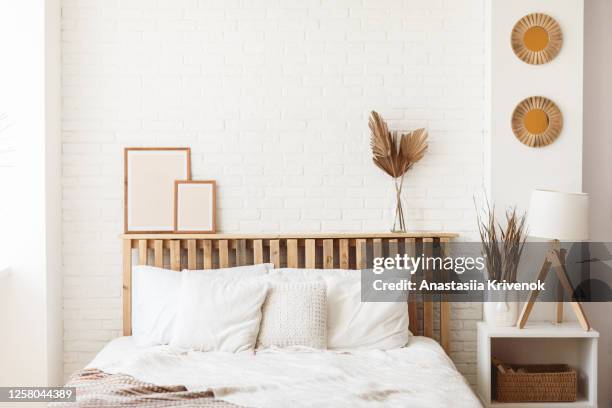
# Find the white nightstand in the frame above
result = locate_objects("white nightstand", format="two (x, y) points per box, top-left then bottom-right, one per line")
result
(477, 321), (599, 408)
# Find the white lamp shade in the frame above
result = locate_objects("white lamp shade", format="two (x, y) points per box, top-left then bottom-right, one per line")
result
(528, 190), (589, 240)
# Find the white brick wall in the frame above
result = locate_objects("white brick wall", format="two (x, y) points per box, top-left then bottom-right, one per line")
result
(61, 0), (485, 382)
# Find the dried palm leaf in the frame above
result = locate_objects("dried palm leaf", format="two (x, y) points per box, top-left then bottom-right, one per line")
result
(369, 111), (396, 177)
(398, 128), (428, 174)
(369, 111), (392, 157)
(369, 111), (428, 179)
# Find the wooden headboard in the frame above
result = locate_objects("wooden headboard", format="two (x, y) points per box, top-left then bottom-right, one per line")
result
(122, 232), (458, 353)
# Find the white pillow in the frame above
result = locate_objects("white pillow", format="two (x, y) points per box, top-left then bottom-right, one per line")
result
(257, 281), (327, 349)
(170, 272), (269, 352)
(326, 274), (409, 350)
(132, 264), (270, 346)
(132, 266), (181, 346)
(270, 268), (409, 350)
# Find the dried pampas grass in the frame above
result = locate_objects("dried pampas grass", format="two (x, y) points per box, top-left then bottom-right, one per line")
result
(475, 198), (528, 283)
(369, 111), (428, 232)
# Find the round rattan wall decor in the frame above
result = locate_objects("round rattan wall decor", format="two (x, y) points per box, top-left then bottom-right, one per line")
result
(511, 13), (563, 65)
(511, 96), (563, 148)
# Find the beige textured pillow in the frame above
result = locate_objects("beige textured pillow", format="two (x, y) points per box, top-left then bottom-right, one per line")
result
(257, 281), (327, 349)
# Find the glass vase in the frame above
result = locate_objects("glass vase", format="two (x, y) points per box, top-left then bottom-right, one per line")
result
(390, 176), (407, 233)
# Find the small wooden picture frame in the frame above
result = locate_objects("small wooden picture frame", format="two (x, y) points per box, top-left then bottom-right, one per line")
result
(124, 147), (191, 233)
(174, 180), (216, 233)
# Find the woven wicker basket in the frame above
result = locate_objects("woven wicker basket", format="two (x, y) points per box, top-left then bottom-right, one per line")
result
(494, 364), (577, 403)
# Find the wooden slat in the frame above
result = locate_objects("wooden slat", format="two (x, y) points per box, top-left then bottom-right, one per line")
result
(123, 239), (132, 335)
(202, 240), (212, 269)
(138, 239), (148, 265)
(287, 239), (298, 268)
(355, 239), (366, 269)
(187, 239), (197, 270)
(323, 239), (334, 269)
(236, 239), (247, 266)
(154, 240), (163, 268)
(439, 238), (451, 353)
(373, 238), (382, 259)
(253, 240), (263, 264)
(405, 238), (418, 334)
(305, 239), (316, 268)
(170, 240), (181, 271)
(339, 239), (349, 269)
(423, 237), (434, 338)
(219, 240), (229, 268)
(270, 240), (280, 268)
(388, 239), (398, 258)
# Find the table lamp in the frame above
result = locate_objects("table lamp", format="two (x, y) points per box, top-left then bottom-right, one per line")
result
(517, 190), (591, 330)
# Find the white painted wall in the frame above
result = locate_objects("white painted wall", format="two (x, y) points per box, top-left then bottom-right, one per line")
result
(488, 0), (584, 211)
(0, 0), (63, 394)
(46, 0), (64, 387)
(61, 0), (486, 383)
(582, 0), (612, 406)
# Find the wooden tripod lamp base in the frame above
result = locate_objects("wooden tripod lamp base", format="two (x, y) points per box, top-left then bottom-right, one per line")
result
(517, 240), (590, 330)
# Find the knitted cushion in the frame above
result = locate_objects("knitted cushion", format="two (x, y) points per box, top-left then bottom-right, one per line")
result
(257, 281), (327, 349)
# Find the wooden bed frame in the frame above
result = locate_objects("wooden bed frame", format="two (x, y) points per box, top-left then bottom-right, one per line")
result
(122, 232), (458, 353)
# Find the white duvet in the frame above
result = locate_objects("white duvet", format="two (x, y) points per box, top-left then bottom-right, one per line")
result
(88, 336), (482, 408)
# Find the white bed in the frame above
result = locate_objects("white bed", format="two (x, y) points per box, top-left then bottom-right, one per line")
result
(110, 236), (481, 407)
(87, 335), (482, 408)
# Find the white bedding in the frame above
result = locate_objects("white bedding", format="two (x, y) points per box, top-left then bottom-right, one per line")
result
(88, 336), (482, 408)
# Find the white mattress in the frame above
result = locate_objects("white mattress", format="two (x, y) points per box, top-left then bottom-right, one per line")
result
(88, 336), (482, 408)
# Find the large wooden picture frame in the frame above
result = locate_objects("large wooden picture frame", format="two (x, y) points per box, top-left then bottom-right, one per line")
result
(124, 147), (191, 233)
(174, 180), (217, 233)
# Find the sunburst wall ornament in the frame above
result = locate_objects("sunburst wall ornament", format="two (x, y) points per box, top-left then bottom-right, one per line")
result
(511, 13), (563, 65)
(511, 96), (563, 148)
